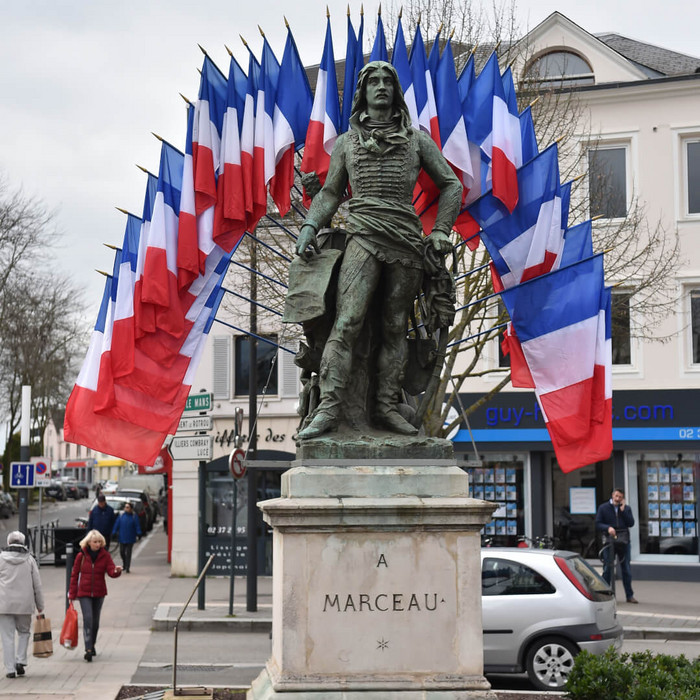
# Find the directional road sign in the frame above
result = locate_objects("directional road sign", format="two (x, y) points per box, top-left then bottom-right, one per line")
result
(184, 392), (212, 412)
(169, 435), (213, 461)
(229, 449), (246, 479)
(177, 415), (213, 432)
(10, 462), (35, 488)
(32, 457), (52, 487)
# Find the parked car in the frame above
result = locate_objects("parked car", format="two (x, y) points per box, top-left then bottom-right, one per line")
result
(44, 481), (67, 501)
(60, 478), (80, 500)
(116, 489), (157, 531)
(75, 482), (90, 499)
(0, 490), (16, 518)
(88, 495), (148, 535)
(101, 480), (119, 495)
(481, 548), (622, 691)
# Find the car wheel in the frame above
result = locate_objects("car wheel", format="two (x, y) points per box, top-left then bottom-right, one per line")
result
(525, 636), (578, 691)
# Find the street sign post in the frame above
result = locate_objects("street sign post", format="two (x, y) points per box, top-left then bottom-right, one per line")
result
(184, 393), (212, 412)
(229, 449), (246, 480)
(10, 462), (35, 488)
(32, 457), (52, 487)
(177, 415), (213, 432)
(169, 436), (213, 461)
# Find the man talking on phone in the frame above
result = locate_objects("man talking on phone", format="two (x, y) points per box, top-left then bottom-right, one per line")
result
(595, 488), (637, 603)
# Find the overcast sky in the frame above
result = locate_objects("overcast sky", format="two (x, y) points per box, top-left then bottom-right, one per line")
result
(2, 1), (699, 320)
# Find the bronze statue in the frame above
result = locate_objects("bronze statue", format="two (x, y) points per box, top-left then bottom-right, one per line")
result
(289, 61), (461, 440)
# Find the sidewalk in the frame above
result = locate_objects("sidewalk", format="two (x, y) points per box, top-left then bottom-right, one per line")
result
(2, 525), (698, 699)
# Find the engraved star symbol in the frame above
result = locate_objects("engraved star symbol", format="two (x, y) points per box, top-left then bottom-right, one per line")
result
(377, 638), (389, 651)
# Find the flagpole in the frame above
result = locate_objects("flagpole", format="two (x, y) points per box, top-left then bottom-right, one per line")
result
(246, 242), (258, 613)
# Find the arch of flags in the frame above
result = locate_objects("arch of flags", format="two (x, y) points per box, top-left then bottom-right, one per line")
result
(64, 9), (612, 473)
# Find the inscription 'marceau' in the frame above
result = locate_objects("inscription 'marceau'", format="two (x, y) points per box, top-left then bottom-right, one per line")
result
(322, 593), (445, 613)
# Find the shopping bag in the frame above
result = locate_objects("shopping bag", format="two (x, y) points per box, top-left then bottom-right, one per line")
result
(59, 602), (78, 650)
(32, 614), (53, 658)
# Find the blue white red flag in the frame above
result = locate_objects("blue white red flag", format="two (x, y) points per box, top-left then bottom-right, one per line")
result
(213, 55), (247, 253)
(270, 25), (312, 216)
(409, 23), (440, 145)
(300, 17), (340, 203)
(251, 38), (280, 229)
(501, 254), (611, 472)
(133, 172), (159, 336)
(391, 17), (418, 127)
(340, 11), (363, 133)
(177, 104), (199, 291)
(427, 29), (441, 85)
(240, 50), (260, 226)
(64, 275), (168, 465)
(370, 10), (388, 62)
(468, 143), (563, 289)
(457, 52), (475, 105)
(140, 140), (185, 337)
(435, 38), (474, 193)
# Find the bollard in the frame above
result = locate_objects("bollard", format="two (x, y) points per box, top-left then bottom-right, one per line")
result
(65, 543), (74, 612)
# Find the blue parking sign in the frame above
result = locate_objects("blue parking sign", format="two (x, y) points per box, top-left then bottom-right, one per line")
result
(10, 462), (35, 488)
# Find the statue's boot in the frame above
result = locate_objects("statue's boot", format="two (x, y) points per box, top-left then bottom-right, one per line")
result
(374, 361), (418, 436)
(297, 365), (343, 440)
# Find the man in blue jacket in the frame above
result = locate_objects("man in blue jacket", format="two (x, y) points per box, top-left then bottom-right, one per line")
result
(112, 502), (142, 573)
(595, 488), (637, 603)
(87, 495), (117, 548)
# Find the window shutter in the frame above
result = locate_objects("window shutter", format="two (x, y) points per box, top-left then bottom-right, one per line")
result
(279, 341), (299, 398)
(212, 335), (231, 399)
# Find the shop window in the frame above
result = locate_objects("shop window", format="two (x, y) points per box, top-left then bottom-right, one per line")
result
(588, 146), (627, 219)
(482, 558), (556, 596)
(234, 335), (279, 396)
(691, 289), (700, 365)
(686, 139), (700, 215)
(611, 291), (632, 365)
(633, 453), (698, 556)
(524, 51), (594, 88)
(465, 454), (525, 546)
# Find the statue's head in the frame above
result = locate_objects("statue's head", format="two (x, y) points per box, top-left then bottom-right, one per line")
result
(351, 61), (410, 122)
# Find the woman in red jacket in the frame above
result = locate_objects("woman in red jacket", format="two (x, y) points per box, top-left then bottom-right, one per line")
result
(68, 529), (122, 661)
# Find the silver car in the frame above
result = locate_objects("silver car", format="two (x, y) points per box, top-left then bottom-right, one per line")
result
(481, 548), (623, 691)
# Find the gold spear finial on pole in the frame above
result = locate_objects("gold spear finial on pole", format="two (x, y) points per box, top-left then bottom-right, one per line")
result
(114, 207), (129, 216)
(152, 132), (164, 142)
(240, 35), (249, 49)
(198, 43), (208, 57)
(258, 25), (265, 38)
(179, 93), (191, 105)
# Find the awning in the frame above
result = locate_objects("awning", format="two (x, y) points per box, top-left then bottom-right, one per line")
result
(95, 459), (127, 467)
(64, 460), (96, 468)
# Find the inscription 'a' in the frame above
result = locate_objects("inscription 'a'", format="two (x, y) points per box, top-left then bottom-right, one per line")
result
(377, 554), (388, 568)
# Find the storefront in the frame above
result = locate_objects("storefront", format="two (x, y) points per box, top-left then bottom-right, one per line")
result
(454, 389), (700, 580)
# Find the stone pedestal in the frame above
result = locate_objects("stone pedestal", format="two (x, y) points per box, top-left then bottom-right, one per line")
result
(248, 461), (497, 699)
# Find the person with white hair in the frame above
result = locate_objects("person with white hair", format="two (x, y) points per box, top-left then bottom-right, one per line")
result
(0, 530), (45, 678)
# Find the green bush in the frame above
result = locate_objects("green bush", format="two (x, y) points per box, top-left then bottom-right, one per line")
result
(566, 648), (700, 700)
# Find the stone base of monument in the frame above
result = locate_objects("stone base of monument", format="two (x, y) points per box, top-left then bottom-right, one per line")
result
(247, 459), (498, 700)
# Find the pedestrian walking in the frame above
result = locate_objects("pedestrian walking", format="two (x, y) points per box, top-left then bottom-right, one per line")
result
(68, 530), (122, 661)
(0, 531), (45, 678)
(112, 501), (142, 573)
(595, 487), (637, 603)
(87, 494), (117, 547)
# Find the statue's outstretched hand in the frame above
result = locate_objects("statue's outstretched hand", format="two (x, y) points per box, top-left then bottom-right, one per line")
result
(295, 226), (321, 259)
(428, 230), (453, 255)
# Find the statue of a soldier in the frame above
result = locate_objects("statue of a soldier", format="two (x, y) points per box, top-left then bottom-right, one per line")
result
(293, 61), (462, 440)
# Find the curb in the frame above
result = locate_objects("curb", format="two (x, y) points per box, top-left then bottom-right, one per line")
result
(623, 626), (700, 641)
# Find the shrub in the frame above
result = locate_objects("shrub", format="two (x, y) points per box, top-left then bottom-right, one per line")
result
(566, 648), (700, 700)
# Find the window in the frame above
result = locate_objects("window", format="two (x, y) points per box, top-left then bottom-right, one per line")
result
(482, 557), (556, 596)
(234, 335), (278, 396)
(691, 290), (700, 364)
(611, 291), (632, 365)
(687, 140), (700, 215)
(525, 51), (594, 87)
(588, 147), (627, 219)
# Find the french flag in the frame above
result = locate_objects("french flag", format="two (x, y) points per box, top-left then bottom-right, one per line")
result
(340, 10), (363, 134)
(409, 24), (440, 145)
(270, 25), (312, 216)
(391, 17), (419, 128)
(139, 140), (185, 337)
(300, 17), (339, 203)
(468, 143), (563, 289)
(427, 28), (441, 85)
(177, 104), (199, 290)
(501, 254), (611, 472)
(370, 9), (388, 62)
(213, 54), (247, 253)
(132, 171), (158, 338)
(252, 37), (280, 227)
(240, 50), (260, 227)
(64, 275), (168, 466)
(561, 219), (594, 268)
(519, 104), (538, 164)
